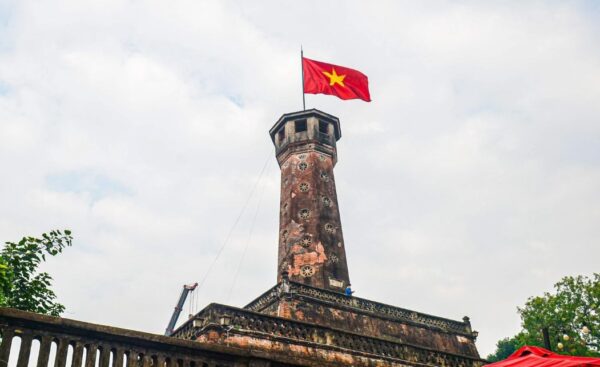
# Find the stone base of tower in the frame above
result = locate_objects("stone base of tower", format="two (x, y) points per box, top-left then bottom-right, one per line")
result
(245, 280), (480, 358)
(171, 281), (483, 367)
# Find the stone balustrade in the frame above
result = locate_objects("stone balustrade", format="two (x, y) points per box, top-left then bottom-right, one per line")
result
(245, 281), (473, 336)
(0, 307), (271, 367)
(173, 303), (484, 367)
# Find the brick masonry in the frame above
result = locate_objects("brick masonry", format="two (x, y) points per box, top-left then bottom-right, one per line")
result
(271, 109), (350, 293)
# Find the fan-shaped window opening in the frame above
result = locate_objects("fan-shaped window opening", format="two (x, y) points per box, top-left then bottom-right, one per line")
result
(299, 209), (311, 220)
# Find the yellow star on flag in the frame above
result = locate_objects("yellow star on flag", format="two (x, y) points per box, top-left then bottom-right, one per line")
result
(322, 68), (346, 87)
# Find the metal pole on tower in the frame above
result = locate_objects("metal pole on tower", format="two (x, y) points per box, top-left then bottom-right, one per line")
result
(301, 46), (306, 110)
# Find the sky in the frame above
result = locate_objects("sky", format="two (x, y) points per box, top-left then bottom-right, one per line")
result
(1, 0), (600, 358)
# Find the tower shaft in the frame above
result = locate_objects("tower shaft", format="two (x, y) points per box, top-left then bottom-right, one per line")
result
(270, 110), (350, 293)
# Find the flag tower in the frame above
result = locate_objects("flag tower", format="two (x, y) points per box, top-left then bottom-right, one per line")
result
(269, 109), (350, 292)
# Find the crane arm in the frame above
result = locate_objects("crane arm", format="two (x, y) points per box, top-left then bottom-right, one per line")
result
(164, 282), (198, 336)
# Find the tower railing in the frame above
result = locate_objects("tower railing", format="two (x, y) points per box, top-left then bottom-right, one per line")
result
(244, 281), (474, 336)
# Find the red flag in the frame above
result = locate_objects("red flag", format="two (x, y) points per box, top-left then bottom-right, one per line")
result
(302, 57), (371, 102)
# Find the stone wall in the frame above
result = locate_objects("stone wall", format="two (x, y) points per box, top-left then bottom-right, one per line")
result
(245, 282), (481, 359)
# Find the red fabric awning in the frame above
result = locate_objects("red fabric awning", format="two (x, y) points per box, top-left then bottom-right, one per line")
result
(485, 346), (600, 367)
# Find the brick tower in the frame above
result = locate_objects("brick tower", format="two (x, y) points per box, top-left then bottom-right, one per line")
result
(269, 109), (350, 293)
(172, 109), (482, 367)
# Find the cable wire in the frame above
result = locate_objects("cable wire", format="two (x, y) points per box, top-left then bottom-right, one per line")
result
(194, 150), (272, 311)
(225, 158), (271, 303)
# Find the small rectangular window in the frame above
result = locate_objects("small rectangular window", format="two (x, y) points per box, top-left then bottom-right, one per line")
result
(295, 119), (307, 133)
(277, 127), (285, 142)
(319, 120), (329, 134)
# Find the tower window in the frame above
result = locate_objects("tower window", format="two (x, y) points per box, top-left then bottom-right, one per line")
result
(299, 182), (309, 192)
(300, 265), (315, 277)
(319, 120), (329, 134)
(299, 208), (311, 220)
(300, 235), (312, 247)
(295, 119), (307, 132)
(277, 127), (285, 142)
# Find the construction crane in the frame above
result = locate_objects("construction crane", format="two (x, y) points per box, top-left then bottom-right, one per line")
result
(164, 282), (198, 336)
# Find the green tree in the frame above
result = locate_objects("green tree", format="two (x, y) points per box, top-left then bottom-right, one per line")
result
(0, 230), (72, 316)
(486, 337), (521, 362)
(488, 274), (600, 360)
(517, 274), (600, 356)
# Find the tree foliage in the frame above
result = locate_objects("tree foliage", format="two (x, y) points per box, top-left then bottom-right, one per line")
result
(488, 274), (600, 360)
(0, 230), (72, 316)
(517, 274), (600, 356)
(486, 337), (521, 362)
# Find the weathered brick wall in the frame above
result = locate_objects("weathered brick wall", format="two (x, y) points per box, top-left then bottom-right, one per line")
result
(265, 297), (479, 358)
(277, 150), (350, 292)
(271, 110), (350, 293)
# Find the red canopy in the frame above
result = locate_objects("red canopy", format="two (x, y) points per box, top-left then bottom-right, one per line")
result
(485, 346), (600, 367)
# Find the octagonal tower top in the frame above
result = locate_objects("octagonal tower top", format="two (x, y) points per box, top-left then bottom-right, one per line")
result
(269, 109), (342, 167)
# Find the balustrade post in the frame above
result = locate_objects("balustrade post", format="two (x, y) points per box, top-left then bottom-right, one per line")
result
(99, 347), (110, 367)
(84, 344), (97, 367)
(0, 329), (14, 367)
(126, 351), (138, 367)
(54, 338), (69, 367)
(70, 343), (84, 367)
(16, 334), (32, 367)
(141, 354), (151, 367)
(36, 336), (52, 367)
(112, 349), (123, 367)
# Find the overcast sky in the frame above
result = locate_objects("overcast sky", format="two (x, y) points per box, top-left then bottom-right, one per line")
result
(1, 0), (599, 357)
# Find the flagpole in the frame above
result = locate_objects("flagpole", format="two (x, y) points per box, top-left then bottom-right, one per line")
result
(301, 46), (306, 110)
